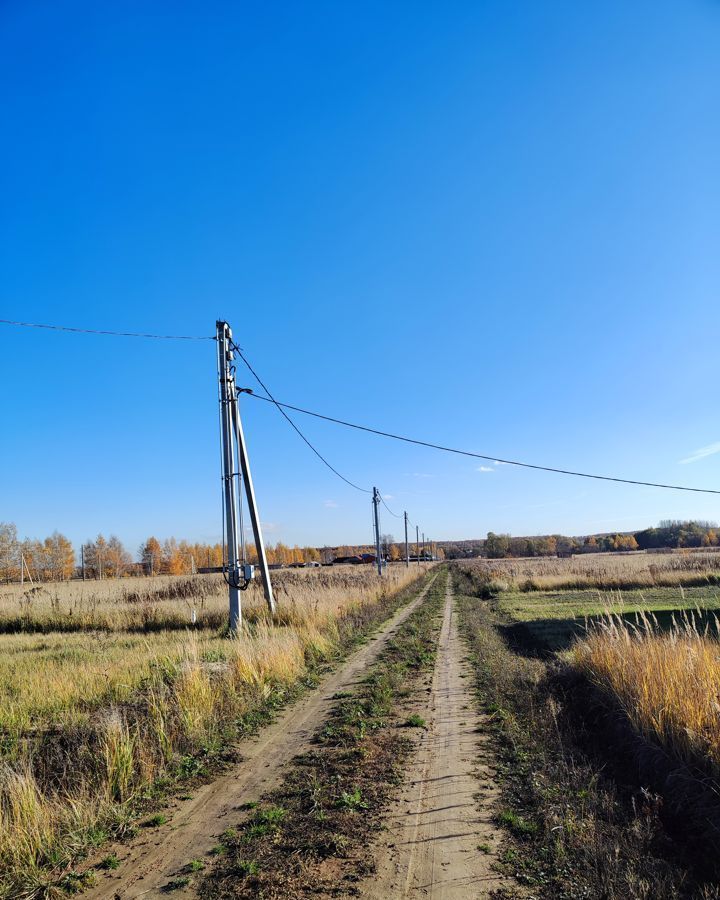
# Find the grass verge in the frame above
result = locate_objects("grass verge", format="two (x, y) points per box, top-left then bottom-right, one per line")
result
(199, 569), (448, 899)
(453, 566), (714, 900)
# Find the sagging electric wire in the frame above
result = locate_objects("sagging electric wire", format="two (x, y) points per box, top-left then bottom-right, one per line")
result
(381, 496), (404, 519)
(242, 391), (720, 496)
(0, 318), (214, 340)
(230, 340), (372, 494)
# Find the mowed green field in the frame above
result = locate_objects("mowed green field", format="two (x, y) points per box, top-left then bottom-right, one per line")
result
(499, 584), (720, 622)
(497, 585), (720, 653)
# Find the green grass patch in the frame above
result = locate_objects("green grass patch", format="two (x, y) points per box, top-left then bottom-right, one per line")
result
(403, 714), (427, 729)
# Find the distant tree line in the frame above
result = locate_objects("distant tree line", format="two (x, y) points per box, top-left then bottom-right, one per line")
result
(440, 520), (720, 560)
(0, 522), (445, 583)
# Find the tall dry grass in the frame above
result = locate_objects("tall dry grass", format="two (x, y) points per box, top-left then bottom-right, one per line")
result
(573, 612), (720, 777)
(0, 565), (429, 898)
(0, 567), (418, 633)
(457, 551), (720, 593)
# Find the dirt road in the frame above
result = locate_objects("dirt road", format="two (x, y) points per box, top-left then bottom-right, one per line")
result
(86, 575), (436, 899)
(362, 575), (509, 899)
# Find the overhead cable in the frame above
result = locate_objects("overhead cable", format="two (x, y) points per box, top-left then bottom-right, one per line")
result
(231, 341), (372, 494)
(243, 392), (720, 496)
(0, 318), (214, 340)
(381, 497), (404, 518)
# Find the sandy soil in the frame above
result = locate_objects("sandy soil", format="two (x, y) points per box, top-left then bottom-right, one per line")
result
(360, 575), (511, 899)
(85, 575), (436, 899)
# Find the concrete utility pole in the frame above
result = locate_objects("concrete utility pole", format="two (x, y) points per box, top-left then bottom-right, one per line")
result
(372, 487), (383, 576)
(404, 511), (409, 568)
(217, 320), (276, 628)
(231, 390), (276, 614)
(422, 532), (425, 562)
(20, 554), (33, 586)
(416, 525), (420, 565)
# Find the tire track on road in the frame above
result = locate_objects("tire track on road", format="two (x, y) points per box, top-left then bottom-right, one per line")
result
(86, 574), (437, 899)
(362, 575), (510, 899)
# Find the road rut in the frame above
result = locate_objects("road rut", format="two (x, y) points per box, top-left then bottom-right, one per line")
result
(87, 574), (436, 899)
(361, 575), (509, 899)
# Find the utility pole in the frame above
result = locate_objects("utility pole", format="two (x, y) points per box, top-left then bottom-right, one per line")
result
(404, 511), (409, 568)
(416, 525), (420, 565)
(217, 321), (276, 629)
(81, 545), (85, 581)
(372, 487), (383, 576)
(232, 389), (276, 615)
(20, 554), (33, 586)
(422, 532), (425, 563)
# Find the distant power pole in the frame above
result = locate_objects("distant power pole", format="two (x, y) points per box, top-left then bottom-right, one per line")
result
(404, 511), (409, 568)
(422, 532), (426, 562)
(416, 525), (420, 565)
(217, 320), (276, 629)
(81, 545), (86, 581)
(372, 487), (383, 576)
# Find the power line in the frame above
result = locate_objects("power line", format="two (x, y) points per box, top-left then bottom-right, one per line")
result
(231, 341), (372, 494)
(0, 318), (214, 340)
(7, 316), (716, 497)
(243, 392), (720, 496)
(381, 496), (404, 518)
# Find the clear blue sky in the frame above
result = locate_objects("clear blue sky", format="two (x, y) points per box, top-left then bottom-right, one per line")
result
(2, 1), (719, 555)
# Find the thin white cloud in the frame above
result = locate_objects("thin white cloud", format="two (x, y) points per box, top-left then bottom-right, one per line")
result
(477, 465), (494, 473)
(382, 494), (394, 500)
(323, 500), (338, 508)
(679, 442), (720, 464)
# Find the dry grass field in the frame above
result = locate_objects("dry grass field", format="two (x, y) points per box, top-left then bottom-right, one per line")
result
(457, 552), (720, 774)
(456, 552), (720, 651)
(574, 614), (720, 778)
(0, 565), (428, 898)
(458, 549), (720, 593)
(453, 552), (720, 894)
